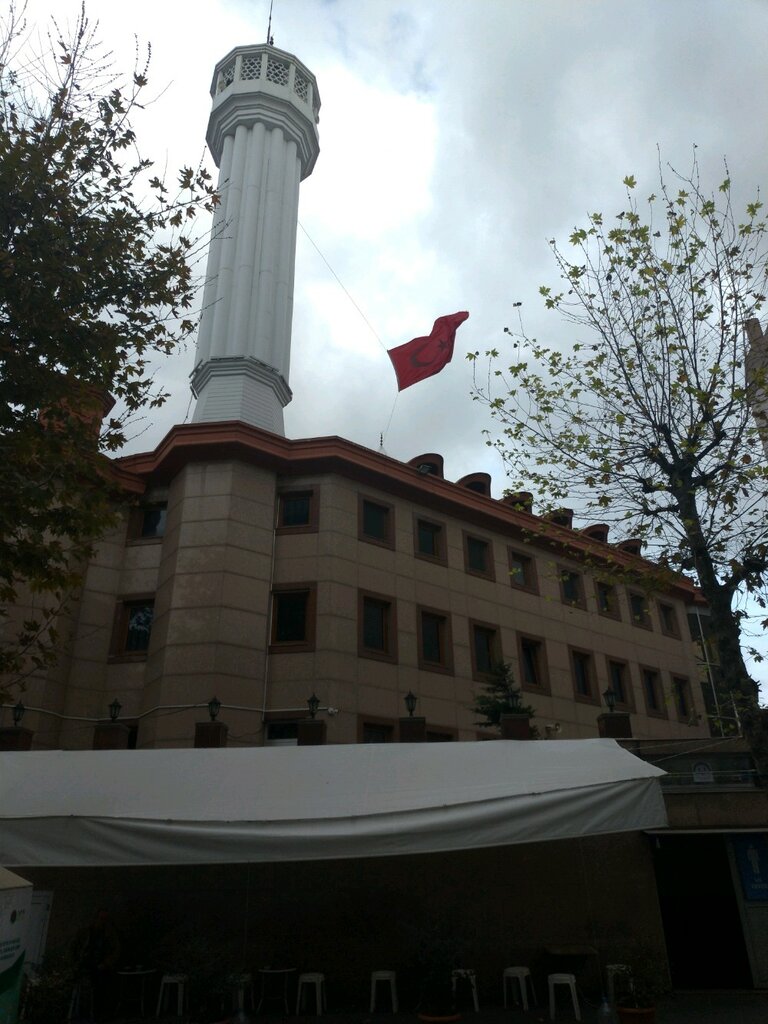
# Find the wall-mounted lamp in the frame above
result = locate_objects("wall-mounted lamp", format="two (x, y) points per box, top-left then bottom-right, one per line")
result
(12, 701), (25, 726)
(108, 699), (122, 722)
(507, 687), (523, 712)
(404, 691), (418, 717)
(307, 693), (320, 719)
(208, 696), (222, 722)
(602, 687), (617, 713)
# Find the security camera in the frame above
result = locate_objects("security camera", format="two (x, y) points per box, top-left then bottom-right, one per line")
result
(327, 706), (339, 717)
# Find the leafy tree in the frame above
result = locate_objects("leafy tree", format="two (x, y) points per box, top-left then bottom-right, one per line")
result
(0, 6), (217, 689)
(470, 161), (768, 765)
(471, 663), (536, 731)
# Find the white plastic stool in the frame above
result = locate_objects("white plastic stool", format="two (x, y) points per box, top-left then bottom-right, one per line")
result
(370, 970), (398, 1012)
(503, 966), (536, 1010)
(451, 969), (479, 1012)
(230, 972), (254, 1011)
(156, 973), (189, 1017)
(296, 972), (326, 1015)
(606, 964), (631, 1007)
(547, 973), (580, 1021)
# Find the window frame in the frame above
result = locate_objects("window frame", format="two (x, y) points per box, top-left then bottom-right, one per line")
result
(417, 605), (454, 674)
(358, 589), (398, 663)
(276, 488), (319, 534)
(469, 619), (501, 681)
(357, 716), (396, 743)
(640, 665), (668, 718)
(629, 590), (653, 630)
(414, 515), (447, 564)
(658, 601), (681, 638)
(569, 646), (598, 705)
(358, 495), (395, 549)
(559, 567), (586, 609)
(269, 583), (317, 653)
(605, 657), (635, 711)
(517, 633), (550, 694)
(595, 580), (621, 620)
(507, 547), (537, 593)
(672, 675), (693, 722)
(463, 532), (495, 581)
(126, 504), (167, 543)
(110, 595), (156, 661)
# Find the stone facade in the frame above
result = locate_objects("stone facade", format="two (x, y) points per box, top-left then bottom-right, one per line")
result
(5, 422), (711, 751)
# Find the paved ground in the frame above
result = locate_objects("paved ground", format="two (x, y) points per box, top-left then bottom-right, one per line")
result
(87, 990), (768, 1024)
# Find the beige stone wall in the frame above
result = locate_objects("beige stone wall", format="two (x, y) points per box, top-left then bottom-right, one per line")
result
(14, 454), (709, 749)
(266, 473), (708, 745)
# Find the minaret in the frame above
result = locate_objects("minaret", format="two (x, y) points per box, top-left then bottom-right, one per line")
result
(191, 45), (320, 434)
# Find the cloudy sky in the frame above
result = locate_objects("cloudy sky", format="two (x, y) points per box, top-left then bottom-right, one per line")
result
(18, 0), (768, 680)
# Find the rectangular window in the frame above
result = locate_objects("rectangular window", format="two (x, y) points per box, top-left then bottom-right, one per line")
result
(464, 533), (494, 579)
(659, 602), (681, 637)
(359, 591), (397, 662)
(571, 648), (596, 702)
(359, 496), (394, 548)
(415, 518), (446, 562)
(596, 581), (620, 619)
(360, 720), (394, 743)
(470, 622), (499, 679)
(418, 607), (453, 673)
(265, 721), (299, 746)
(127, 503), (167, 541)
(630, 592), (652, 629)
(270, 585), (316, 651)
(607, 659), (631, 707)
(642, 667), (667, 717)
(673, 676), (692, 720)
(518, 635), (548, 692)
(277, 489), (318, 532)
(111, 598), (155, 659)
(508, 548), (537, 591)
(140, 505), (167, 539)
(559, 569), (585, 607)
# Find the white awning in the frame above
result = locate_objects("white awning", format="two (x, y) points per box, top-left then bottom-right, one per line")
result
(0, 740), (666, 867)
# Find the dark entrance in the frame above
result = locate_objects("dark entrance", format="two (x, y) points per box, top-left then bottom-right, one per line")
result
(654, 835), (752, 988)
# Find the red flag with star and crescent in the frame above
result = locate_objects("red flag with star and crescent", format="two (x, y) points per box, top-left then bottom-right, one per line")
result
(387, 311), (469, 391)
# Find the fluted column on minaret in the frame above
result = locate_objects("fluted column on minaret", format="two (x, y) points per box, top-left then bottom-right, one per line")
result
(191, 46), (320, 434)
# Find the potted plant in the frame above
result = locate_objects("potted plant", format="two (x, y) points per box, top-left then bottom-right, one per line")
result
(469, 663), (538, 738)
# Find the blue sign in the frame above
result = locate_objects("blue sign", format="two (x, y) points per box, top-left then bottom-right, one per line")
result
(733, 835), (768, 902)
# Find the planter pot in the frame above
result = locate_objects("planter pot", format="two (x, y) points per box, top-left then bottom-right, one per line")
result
(617, 1006), (656, 1024)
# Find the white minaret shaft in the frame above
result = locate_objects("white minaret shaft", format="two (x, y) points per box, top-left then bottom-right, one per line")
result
(191, 46), (320, 434)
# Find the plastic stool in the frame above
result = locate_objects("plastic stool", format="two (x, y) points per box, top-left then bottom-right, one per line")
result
(547, 973), (580, 1021)
(296, 972), (326, 1015)
(451, 969), (479, 1012)
(156, 973), (188, 1017)
(370, 970), (398, 1012)
(230, 972), (254, 1011)
(503, 966), (536, 1010)
(606, 964), (631, 1006)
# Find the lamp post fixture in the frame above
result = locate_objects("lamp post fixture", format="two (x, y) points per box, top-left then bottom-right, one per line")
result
(207, 696), (222, 722)
(404, 691), (418, 718)
(602, 687), (617, 713)
(507, 686), (523, 712)
(108, 699), (122, 722)
(12, 701), (25, 726)
(307, 693), (320, 719)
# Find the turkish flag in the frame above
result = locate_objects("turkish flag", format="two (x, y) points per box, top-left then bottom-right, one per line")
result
(387, 311), (470, 391)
